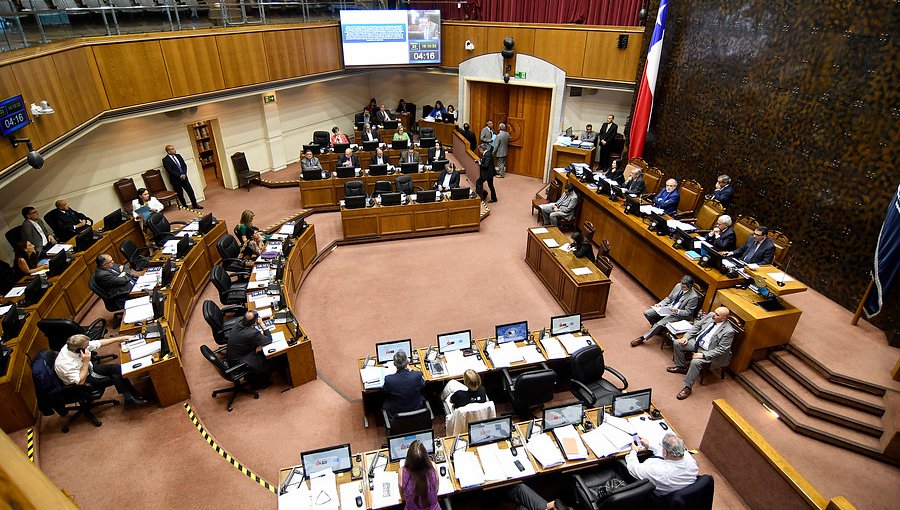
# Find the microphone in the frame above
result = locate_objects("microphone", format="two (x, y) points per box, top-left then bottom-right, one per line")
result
(777, 250), (798, 287)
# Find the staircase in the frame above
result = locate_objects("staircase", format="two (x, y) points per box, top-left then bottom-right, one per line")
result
(735, 344), (899, 467)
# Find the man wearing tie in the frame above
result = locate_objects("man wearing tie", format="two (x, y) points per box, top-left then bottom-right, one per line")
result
(370, 147), (389, 166)
(403, 147), (421, 165)
(162, 145), (202, 209)
(726, 226), (776, 265)
(362, 123), (380, 142)
(595, 114), (618, 170)
(631, 275), (700, 347)
(338, 147), (360, 168)
(374, 104), (393, 127)
(668, 306), (735, 400)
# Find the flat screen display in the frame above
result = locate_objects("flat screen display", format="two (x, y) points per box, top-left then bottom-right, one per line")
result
(468, 416), (512, 447)
(550, 313), (581, 336)
(437, 329), (471, 354)
(375, 339), (413, 365)
(388, 429), (434, 463)
(611, 388), (652, 417)
(0, 95), (30, 136)
(300, 444), (353, 476)
(340, 9), (441, 66)
(495, 321), (528, 344)
(543, 403), (583, 431)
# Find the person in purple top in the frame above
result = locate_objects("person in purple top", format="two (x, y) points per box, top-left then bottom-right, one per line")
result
(400, 440), (440, 510)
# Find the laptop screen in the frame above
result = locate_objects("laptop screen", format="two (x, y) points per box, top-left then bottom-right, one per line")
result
(300, 444), (352, 475)
(387, 430), (435, 463)
(543, 402), (583, 431)
(437, 330), (471, 354)
(375, 339), (413, 365)
(611, 389), (652, 417)
(550, 313), (581, 336)
(495, 321), (528, 344)
(468, 416), (512, 447)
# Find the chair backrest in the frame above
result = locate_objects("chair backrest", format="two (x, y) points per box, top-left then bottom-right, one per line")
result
(43, 211), (63, 239)
(692, 285), (707, 319)
(733, 216), (760, 248)
(147, 212), (172, 237)
(0, 260), (15, 296)
(596, 255), (613, 277)
(422, 104), (433, 118)
(513, 369), (557, 407)
(120, 239), (138, 260)
(5, 225), (23, 251)
(200, 344), (232, 379)
(677, 179), (704, 215)
(628, 157), (648, 170)
(445, 401), (496, 436)
(231, 152), (250, 174)
(345, 180), (366, 197)
(216, 235), (240, 260)
(202, 300), (228, 345)
(596, 479), (655, 510)
(608, 133), (625, 159)
(767, 229), (793, 268)
(547, 179), (562, 202)
(114, 177), (139, 207)
(694, 200), (725, 230)
(419, 127), (434, 139)
(374, 180), (393, 197)
(570, 344), (607, 385)
(312, 131), (330, 147)
(141, 168), (169, 194)
(37, 318), (84, 352)
(664, 474), (714, 510)
(582, 221), (596, 245)
(390, 406), (433, 436)
(88, 274), (121, 312)
(209, 265), (231, 294)
(395, 175), (414, 195)
(644, 166), (664, 195)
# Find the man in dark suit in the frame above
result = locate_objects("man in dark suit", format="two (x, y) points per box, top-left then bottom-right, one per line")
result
(226, 310), (273, 387)
(361, 124), (380, 143)
(708, 174), (734, 207)
(705, 215), (737, 251)
(669, 306), (735, 400)
(382, 350), (425, 416)
(435, 163), (461, 192)
(595, 114), (618, 170)
(44, 200), (92, 241)
(401, 147), (421, 165)
(162, 145), (202, 209)
(632, 275), (700, 347)
(623, 168), (646, 195)
(370, 147), (390, 166)
(374, 104), (393, 126)
(653, 179), (681, 216)
(727, 226), (776, 265)
(92, 254), (136, 309)
(459, 123), (478, 152)
(338, 148), (361, 168)
(475, 143), (497, 202)
(20, 206), (57, 256)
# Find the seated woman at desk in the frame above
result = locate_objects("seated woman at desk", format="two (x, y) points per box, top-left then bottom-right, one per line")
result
(236, 210), (257, 245)
(569, 232), (596, 263)
(331, 126), (349, 146)
(396, 98), (407, 114)
(445, 105), (457, 122)
(14, 240), (47, 279)
(241, 229), (264, 266)
(428, 140), (449, 164)
(431, 100), (446, 120)
(400, 440), (440, 510)
(131, 188), (164, 221)
(444, 369), (489, 410)
(393, 126), (411, 142)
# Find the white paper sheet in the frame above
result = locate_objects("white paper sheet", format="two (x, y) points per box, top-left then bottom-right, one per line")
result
(475, 443), (507, 482)
(264, 338), (290, 357)
(665, 320), (693, 335)
(247, 280), (270, 289)
(370, 470), (400, 509)
(128, 341), (160, 359)
(524, 432), (564, 469)
(308, 469), (339, 510)
(539, 337), (567, 359)
(519, 344), (546, 363)
(435, 462), (454, 495)
(639, 205), (664, 215)
(571, 267), (592, 276)
(557, 334), (591, 355)
(5, 286), (25, 298)
(767, 272), (794, 282)
(279, 223), (296, 235)
(542, 238), (560, 248)
(582, 427), (623, 458)
(339, 481), (365, 510)
(132, 273), (160, 292)
(279, 475), (311, 510)
(530, 227), (549, 234)
(496, 447), (535, 479)
(121, 355), (153, 375)
(257, 307), (274, 319)
(452, 451), (485, 488)
(47, 244), (73, 255)
(161, 239), (180, 255)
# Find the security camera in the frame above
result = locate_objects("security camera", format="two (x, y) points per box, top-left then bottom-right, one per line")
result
(464, 40), (474, 51)
(9, 137), (45, 169)
(30, 100), (55, 117)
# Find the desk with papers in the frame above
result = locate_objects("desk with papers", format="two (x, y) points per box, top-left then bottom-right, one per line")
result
(551, 142), (595, 169)
(341, 196), (481, 240)
(525, 227), (612, 319)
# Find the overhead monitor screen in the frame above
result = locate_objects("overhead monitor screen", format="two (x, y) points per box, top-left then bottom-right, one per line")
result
(340, 9), (441, 66)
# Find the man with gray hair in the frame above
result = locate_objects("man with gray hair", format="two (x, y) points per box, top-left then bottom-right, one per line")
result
(631, 275), (700, 347)
(705, 214), (736, 251)
(382, 349), (425, 416)
(494, 123), (510, 177)
(92, 253), (137, 309)
(54, 334), (147, 406)
(626, 432), (699, 495)
(709, 174), (733, 206)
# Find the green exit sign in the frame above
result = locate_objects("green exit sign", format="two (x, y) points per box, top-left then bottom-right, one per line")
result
(263, 94), (276, 104)
(514, 71), (527, 79)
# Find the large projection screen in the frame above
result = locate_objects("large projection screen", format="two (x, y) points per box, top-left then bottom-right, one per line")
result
(340, 9), (441, 67)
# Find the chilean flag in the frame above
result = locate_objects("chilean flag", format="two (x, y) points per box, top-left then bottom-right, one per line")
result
(629, 0), (669, 159)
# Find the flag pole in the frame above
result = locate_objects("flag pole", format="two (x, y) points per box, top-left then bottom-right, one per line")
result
(852, 279), (874, 326)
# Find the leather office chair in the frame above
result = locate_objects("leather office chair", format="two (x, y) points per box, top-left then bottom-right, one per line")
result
(113, 177), (139, 210)
(215, 235), (250, 274)
(608, 133), (625, 161)
(595, 255), (614, 277)
(422, 104), (433, 118)
(582, 221), (596, 246)
(0, 260), (15, 296)
(628, 157), (648, 171)
(88, 274), (129, 326)
(4, 225), (22, 251)
(395, 175), (421, 195)
(200, 344), (259, 412)
(209, 264), (249, 306)
(531, 180), (562, 220)
(141, 168), (179, 208)
(502, 366), (557, 420)
(345, 180), (366, 197)
(419, 126), (435, 140)
(674, 179), (704, 218)
(202, 299), (247, 347)
(382, 401), (434, 437)
(37, 317), (115, 362)
(733, 216), (760, 248)
(32, 349), (119, 432)
(569, 345), (628, 408)
(598, 238), (611, 258)
(146, 212), (188, 247)
(660, 474), (714, 510)
(230, 152), (260, 191)
(312, 131), (330, 148)
(373, 180), (393, 198)
(119, 239), (151, 271)
(684, 199), (725, 231)
(571, 463), (655, 510)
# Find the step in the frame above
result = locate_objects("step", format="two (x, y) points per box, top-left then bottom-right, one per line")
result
(768, 350), (884, 416)
(736, 371), (899, 467)
(753, 360), (883, 436)
(786, 344), (887, 396)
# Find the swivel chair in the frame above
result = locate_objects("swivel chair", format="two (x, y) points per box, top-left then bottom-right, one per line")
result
(345, 180), (366, 197)
(571, 462), (655, 510)
(569, 345), (628, 408)
(502, 365), (557, 420)
(209, 264), (248, 306)
(119, 239), (151, 271)
(419, 126), (435, 140)
(202, 300), (247, 347)
(383, 401), (434, 437)
(312, 131), (331, 148)
(32, 349), (119, 432)
(4, 225), (22, 251)
(200, 344), (259, 412)
(146, 212), (188, 247)
(659, 474), (714, 510)
(37, 317), (115, 362)
(373, 180), (393, 198)
(395, 175), (422, 195)
(88, 274), (130, 326)
(215, 234), (251, 276)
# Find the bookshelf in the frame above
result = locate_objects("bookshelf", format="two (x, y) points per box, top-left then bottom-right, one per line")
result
(190, 121), (220, 184)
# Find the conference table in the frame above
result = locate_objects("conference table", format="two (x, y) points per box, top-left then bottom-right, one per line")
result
(340, 195), (481, 240)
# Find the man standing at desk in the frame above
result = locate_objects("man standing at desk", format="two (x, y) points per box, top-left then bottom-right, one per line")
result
(227, 311), (273, 387)
(595, 114), (618, 170)
(55, 334), (147, 406)
(627, 433), (699, 495)
(494, 123), (510, 178)
(726, 226), (776, 265)
(382, 350), (425, 416)
(163, 145), (202, 210)
(668, 306), (735, 400)
(632, 275), (699, 347)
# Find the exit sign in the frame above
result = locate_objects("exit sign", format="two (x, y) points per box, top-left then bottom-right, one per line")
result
(514, 71), (527, 79)
(263, 94), (276, 104)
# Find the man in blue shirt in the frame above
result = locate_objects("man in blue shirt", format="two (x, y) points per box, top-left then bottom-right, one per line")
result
(653, 179), (680, 216)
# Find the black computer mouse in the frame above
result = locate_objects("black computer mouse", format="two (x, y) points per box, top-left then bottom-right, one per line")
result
(659, 422), (669, 430)
(440, 466), (447, 477)
(356, 495), (363, 507)
(510, 446), (518, 456)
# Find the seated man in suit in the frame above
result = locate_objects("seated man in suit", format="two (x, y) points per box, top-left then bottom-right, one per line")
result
(435, 162), (461, 192)
(401, 146), (421, 165)
(361, 123), (380, 143)
(632, 275), (700, 347)
(93, 254), (137, 309)
(579, 124), (597, 145)
(44, 200), (92, 241)
(705, 214), (736, 251)
(726, 226), (776, 265)
(622, 168), (646, 195)
(370, 147), (390, 166)
(226, 310), (274, 387)
(626, 432), (699, 496)
(653, 179), (681, 216)
(668, 306), (735, 400)
(338, 147), (360, 169)
(55, 333), (147, 407)
(374, 103), (393, 126)
(459, 123), (478, 152)
(428, 140), (449, 164)
(708, 174), (734, 207)
(20, 206), (57, 256)
(382, 350), (425, 416)
(300, 149), (322, 172)
(538, 183), (578, 226)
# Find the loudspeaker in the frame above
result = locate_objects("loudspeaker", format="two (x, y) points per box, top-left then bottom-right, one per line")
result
(617, 34), (629, 49)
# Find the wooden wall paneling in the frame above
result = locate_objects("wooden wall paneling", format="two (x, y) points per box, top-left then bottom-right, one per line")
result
(301, 26), (342, 74)
(485, 26), (535, 76)
(507, 85), (551, 179)
(92, 41), (173, 109)
(215, 32), (270, 89)
(50, 48), (109, 127)
(580, 31), (643, 81)
(441, 23), (489, 67)
(160, 36), (225, 97)
(264, 30), (308, 81)
(11, 57), (76, 146)
(532, 29), (587, 77)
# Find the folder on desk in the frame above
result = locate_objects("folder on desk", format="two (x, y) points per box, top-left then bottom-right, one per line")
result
(540, 337), (567, 359)
(542, 238), (560, 248)
(453, 451), (485, 488)
(475, 443), (507, 482)
(582, 427), (623, 458)
(519, 344), (546, 363)
(557, 334), (590, 355)
(525, 432), (564, 469)
(552, 425), (588, 461)
(665, 320), (693, 335)
(370, 470), (400, 509)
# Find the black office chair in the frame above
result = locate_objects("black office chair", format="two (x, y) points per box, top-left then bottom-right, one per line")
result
(119, 239), (151, 271)
(202, 300), (247, 347)
(422, 104), (433, 118)
(569, 345), (628, 408)
(37, 317), (115, 362)
(215, 234), (251, 275)
(88, 274), (130, 326)
(373, 180), (393, 198)
(659, 475), (714, 510)
(312, 130), (330, 148)
(572, 463), (655, 510)
(146, 212), (188, 247)
(382, 401), (434, 437)
(0, 260), (16, 296)
(32, 349), (119, 432)
(395, 175), (422, 195)
(502, 365), (557, 420)
(5, 225), (22, 251)
(200, 344), (259, 412)
(209, 264), (248, 306)
(419, 127), (435, 139)
(345, 180), (366, 197)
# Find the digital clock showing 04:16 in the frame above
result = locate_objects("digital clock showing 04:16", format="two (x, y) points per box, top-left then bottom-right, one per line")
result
(410, 51), (438, 61)
(0, 94), (31, 137)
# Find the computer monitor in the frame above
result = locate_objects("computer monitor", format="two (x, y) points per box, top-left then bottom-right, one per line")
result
(302, 169), (325, 181)
(400, 162), (419, 174)
(647, 211), (669, 235)
(699, 244), (727, 273)
(564, 127), (573, 137)
(437, 329), (471, 354)
(431, 160), (448, 172)
(292, 220), (308, 238)
(416, 190), (436, 203)
(495, 321), (528, 344)
(47, 249), (70, 277)
(75, 227), (96, 252)
(362, 140), (380, 152)
(23, 277), (46, 306)
(391, 139), (408, 150)
(332, 142), (350, 154)
(419, 137), (436, 148)
(336, 166), (356, 178)
(300, 443), (353, 476)
(150, 287), (165, 320)
(623, 194), (642, 216)
(198, 213), (216, 234)
(449, 187), (471, 200)
(1, 305), (23, 342)
(594, 176), (613, 197)
(375, 339), (413, 365)
(387, 429), (435, 463)
(344, 195), (367, 209)
(542, 402), (583, 431)
(302, 144), (322, 155)
(102, 209), (126, 231)
(176, 236), (194, 259)
(368, 164), (389, 176)
(611, 388), (652, 417)
(468, 416), (512, 447)
(383, 120), (399, 129)
(381, 192), (402, 206)
(672, 228), (697, 251)
(550, 313), (581, 336)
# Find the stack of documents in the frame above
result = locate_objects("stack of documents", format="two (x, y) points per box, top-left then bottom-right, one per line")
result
(132, 273), (160, 292)
(370, 470), (399, 508)
(475, 443), (507, 482)
(571, 267), (593, 276)
(444, 350), (488, 376)
(667, 220), (696, 232)
(278, 475), (310, 510)
(359, 364), (398, 389)
(253, 266), (274, 280)
(486, 342), (525, 368)
(525, 432), (565, 468)
(639, 205), (664, 215)
(129, 340), (161, 359)
(539, 337), (567, 359)
(553, 425), (588, 460)
(46, 244), (73, 255)
(308, 469), (339, 510)
(161, 239), (180, 255)
(123, 296), (154, 324)
(279, 223), (296, 235)
(556, 333), (591, 355)
(629, 415), (672, 456)
(452, 451), (485, 487)
(665, 320), (693, 335)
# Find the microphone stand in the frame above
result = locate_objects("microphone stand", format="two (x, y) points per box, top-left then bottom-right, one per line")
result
(777, 250), (798, 287)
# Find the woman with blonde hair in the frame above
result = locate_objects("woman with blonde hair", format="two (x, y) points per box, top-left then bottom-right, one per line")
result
(236, 210), (256, 244)
(449, 369), (488, 408)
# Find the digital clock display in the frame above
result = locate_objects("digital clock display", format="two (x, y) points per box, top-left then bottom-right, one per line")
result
(0, 95), (30, 137)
